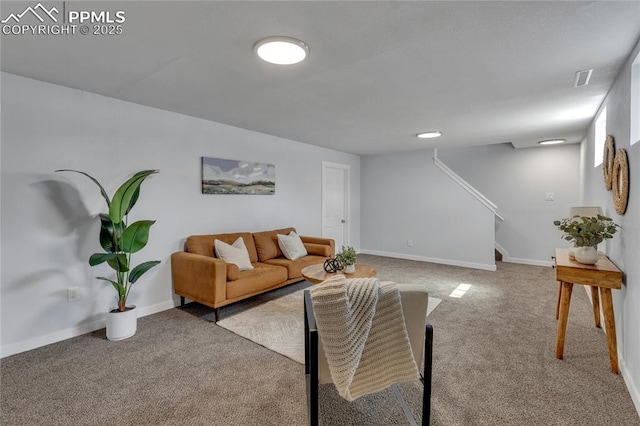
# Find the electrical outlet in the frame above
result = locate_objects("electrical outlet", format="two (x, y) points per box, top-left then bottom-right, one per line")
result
(407, 239), (413, 247)
(67, 287), (81, 303)
(545, 192), (555, 201)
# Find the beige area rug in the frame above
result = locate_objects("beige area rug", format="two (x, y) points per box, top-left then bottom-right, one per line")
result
(217, 289), (442, 364)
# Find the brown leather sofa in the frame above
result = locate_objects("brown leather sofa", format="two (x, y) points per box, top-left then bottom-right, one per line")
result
(171, 227), (334, 321)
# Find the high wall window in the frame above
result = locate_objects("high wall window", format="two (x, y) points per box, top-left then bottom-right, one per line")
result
(594, 107), (607, 167)
(631, 50), (640, 146)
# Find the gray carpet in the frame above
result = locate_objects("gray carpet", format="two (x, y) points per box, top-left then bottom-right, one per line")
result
(1, 255), (639, 425)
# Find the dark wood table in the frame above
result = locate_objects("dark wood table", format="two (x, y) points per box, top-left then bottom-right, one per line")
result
(301, 263), (377, 284)
(554, 248), (622, 373)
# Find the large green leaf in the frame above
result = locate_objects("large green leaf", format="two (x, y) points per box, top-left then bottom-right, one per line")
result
(129, 260), (161, 284)
(121, 220), (156, 254)
(107, 256), (129, 272)
(97, 277), (125, 296)
(109, 170), (158, 224)
(55, 169), (111, 207)
(98, 214), (116, 253)
(89, 253), (128, 272)
(90, 252), (115, 266)
(125, 187), (140, 215)
(124, 171), (150, 214)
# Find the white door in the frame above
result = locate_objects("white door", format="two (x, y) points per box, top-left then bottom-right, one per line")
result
(322, 162), (349, 250)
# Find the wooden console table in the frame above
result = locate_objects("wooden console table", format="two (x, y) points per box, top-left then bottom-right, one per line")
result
(554, 248), (622, 373)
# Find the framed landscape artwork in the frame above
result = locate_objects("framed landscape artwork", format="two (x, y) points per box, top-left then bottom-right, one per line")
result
(201, 157), (275, 195)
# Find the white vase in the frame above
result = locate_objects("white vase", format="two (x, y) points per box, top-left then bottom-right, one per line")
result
(344, 264), (356, 274)
(106, 306), (137, 341)
(575, 246), (599, 265)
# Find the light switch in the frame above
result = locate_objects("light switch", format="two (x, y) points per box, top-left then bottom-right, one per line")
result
(545, 192), (555, 201)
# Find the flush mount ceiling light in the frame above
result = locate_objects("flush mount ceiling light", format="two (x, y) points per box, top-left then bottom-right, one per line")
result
(538, 139), (566, 145)
(254, 36), (309, 65)
(417, 131), (443, 139)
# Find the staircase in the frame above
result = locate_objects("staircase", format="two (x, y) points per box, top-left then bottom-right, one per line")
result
(433, 149), (503, 262)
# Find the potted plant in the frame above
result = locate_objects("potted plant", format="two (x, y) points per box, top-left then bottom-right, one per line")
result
(56, 169), (160, 340)
(553, 214), (620, 264)
(336, 245), (357, 273)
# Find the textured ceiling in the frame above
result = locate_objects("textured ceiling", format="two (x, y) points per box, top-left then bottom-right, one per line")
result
(2, 1), (640, 155)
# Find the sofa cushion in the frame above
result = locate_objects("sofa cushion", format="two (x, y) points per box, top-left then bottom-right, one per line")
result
(253, 227), (295, 261)
(226, 263), (240, 281)
(226, 263), (288, 299)
(264, 255), (330, 280)
(186, 232), (258, 263)
(214, 237), (254, 271)
(277, 231), (308, 260)
(304, 242), (333, 258)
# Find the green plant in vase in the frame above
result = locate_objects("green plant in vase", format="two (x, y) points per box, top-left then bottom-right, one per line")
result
(56, 169), (161, 313)
(336, 245), (357, 273)
(553, 214), (619, 247)
(553, 214), (619, 264)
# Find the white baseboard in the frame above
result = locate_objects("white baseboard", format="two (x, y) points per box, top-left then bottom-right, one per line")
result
(495, 242), (509, 257)
(136, 299), (178, 317)
(359, 249), (497, 272)
(494, 243), (554, 267)
(0, 299), (178, 359)
(1, 318), (105, 359)
(583, 289), (639, 417)
(620, 357), (640, 417)
(502, 256), (554, 267)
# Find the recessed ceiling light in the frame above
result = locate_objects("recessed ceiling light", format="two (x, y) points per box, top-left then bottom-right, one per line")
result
(573, 69), (593, 88)
(538, 139), (566, 145)
(417, 131), (443, 139)
(254, 36), (309, 65)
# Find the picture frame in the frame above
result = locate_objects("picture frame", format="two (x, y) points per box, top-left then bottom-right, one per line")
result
(201, 157), (275, 195)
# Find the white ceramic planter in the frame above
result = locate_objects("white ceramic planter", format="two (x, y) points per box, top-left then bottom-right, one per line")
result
(106, 306), (137, 341)
(344, 264), (356, 274)
(575, 246), (599, 265)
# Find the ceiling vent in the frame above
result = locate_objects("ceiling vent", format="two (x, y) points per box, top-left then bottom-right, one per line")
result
(573, 69), (593, 88)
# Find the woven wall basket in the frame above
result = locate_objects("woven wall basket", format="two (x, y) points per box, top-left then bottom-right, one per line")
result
(611, 148), (629, 215)
(602, 135), (615, 191)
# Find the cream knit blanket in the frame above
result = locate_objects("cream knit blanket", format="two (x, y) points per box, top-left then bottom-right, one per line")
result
(309, 275), (419, 401)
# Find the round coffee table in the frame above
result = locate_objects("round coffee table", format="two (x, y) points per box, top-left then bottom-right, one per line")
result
(301, 263), (377, 284)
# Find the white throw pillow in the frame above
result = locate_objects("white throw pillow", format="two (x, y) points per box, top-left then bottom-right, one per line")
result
(277, 231), (308, 261)
(214, 237), (254, 271)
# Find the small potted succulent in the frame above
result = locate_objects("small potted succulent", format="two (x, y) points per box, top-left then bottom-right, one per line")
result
(553, 214), (620, 264)
(336, 245), (357, 273)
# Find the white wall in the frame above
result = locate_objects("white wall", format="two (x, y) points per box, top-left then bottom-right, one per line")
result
(361, 149), (495, 271)
(0, 73), (360, 357)
(580, 38), (640, 412)
(438, 143), (581, 265)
